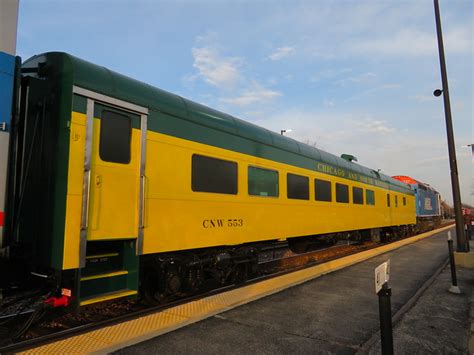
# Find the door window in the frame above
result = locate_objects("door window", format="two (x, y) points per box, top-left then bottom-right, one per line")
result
(99, 110), (131, 164)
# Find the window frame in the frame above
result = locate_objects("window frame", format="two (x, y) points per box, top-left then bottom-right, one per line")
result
(248, 165), (279, 198)
(99, 109), (132, 164)
(352, 186), (364, 205)
(287, 173), (310, 200)
(191, 154), (238, 195)
(314, 178), (332, 202)
(366, 189), (375, 206)
(335, 183), (350, 203)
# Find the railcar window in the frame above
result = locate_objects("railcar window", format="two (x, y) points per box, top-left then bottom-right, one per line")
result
(403, 197), (406, 206)
(99, 110), (131, 164)
(387, 194), (390, 207)
(287, 173), (309, 200)
(366, 189), (375, 205)
(315, 178), (331, 202)
(335, 183), (349, 203)
(395, 195), (398, 207)
(192, 155), (237, 194)
(352, 187), (364, 205)
(248, 166), (279, 197)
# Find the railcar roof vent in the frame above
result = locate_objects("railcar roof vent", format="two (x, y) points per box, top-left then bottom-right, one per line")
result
(341, 154), (358, 162)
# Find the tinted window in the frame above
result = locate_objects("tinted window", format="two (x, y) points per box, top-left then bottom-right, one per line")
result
(315, 179), (331, 202)
(387, 194), (391, 207)
(353, 187), (364, 205)
(248, 166), (278, 197)
(287, 173), (309, 200)
(336, 183), (349, 203)
(395, 195), (398, 207)
(192, 155), (237, 194)
(366, 190), (375, 205)
(99, 110), (131, 164)
(403, 196), (407, 206)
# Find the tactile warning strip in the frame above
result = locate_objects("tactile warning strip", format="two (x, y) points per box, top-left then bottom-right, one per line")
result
(21, 225), (454, 354)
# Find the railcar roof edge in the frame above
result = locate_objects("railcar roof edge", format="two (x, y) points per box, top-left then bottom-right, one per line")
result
(23, 52), (412, 194)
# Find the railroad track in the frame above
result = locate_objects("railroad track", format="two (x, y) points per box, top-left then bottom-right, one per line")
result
(0, 222), (454, 353)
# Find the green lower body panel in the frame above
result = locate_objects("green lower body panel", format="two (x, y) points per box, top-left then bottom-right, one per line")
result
(78, 240), (138, 306)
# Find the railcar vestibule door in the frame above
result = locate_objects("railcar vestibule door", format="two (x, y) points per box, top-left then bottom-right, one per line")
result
(74, 87), (147, 267)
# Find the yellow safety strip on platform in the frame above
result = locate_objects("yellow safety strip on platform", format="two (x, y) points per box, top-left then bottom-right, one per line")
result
(21, 225), (454, 354)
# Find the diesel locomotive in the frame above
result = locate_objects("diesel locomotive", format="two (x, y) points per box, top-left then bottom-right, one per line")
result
(1, 52), (425, 308)
(392, 176), (442, 230)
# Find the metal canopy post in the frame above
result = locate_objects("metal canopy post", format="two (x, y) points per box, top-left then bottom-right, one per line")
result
(433, 0), (467, 252)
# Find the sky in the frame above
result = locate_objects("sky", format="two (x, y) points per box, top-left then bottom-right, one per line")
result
(16, 0), (473, 205)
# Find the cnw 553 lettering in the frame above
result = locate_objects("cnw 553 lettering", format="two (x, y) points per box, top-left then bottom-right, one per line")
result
(202, 219), (244, 228)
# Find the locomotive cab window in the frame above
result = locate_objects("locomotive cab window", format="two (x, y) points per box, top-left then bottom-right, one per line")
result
(387, 194), (391, 207)
(366, 189), (375, 205)
(287, 173), (309, 200)
(395, 195), (398, 207)
(352, 187), (363, 205)
(315, 178), (331, 202)
(403, 196), (407, 206)
(248, 166), (278, 197)
(192, 155), (237, 194)
(99, 110), (131, 164)
(335, 183), (349, 203)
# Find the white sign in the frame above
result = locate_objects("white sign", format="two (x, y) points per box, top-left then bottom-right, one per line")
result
(375, 260), (390, 293)
(424, 198), (433, 211)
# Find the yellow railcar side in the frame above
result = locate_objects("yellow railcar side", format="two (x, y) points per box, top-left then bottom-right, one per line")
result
(142, 130), (416, 254)
(63, 111), (416, 267)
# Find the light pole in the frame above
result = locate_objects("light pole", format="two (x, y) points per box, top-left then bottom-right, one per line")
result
(280, 129), (292, 136)
(433, 0), (468, 252)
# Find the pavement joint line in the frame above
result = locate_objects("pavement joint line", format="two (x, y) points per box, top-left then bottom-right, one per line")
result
(20, 225), (454, 354)
(211, 313), (361, 352)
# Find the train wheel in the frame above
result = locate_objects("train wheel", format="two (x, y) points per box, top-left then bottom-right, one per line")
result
(231, 264), (249, 284)
(142, 265), (163, 306)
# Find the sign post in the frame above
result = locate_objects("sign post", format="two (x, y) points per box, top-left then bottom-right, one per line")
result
(447, 231), (461, 294)
(375, 260), (393, 355)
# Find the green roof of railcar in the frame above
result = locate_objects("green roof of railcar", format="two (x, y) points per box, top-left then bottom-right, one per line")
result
(23, 52), (413, 194)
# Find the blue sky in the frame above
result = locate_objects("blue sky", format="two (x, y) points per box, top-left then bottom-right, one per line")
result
(17, 0), (473, 205)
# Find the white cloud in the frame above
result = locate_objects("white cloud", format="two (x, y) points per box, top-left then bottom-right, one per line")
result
(268, 46), (296, 61)
(349, 27), (473, 57)
(343, 84), (401, 103)
(188, 35), (282, 107)
(335, 72), (377, 86)
(409, 94), (437, 103)
(323, 98), (336, 108)
(191, 46), (242, 89)
(310, 68), (353, 82)
(353, 119), (395, 134)
(221, 82), (281, 106)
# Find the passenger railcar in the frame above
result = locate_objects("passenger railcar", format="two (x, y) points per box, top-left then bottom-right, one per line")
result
(2, 52), (415, 307)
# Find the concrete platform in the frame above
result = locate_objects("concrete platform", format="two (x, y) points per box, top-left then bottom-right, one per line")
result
(367, 266), (472, 354)
(116, 227), (472, 354)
